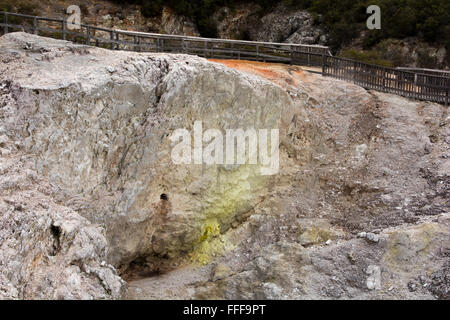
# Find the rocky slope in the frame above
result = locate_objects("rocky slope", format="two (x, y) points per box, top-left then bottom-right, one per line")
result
(0, 32), (448, 300)
(211, 3), (326, 45)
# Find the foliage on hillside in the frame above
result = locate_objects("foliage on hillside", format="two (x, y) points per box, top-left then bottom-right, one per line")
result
(107, 0), (280, 37)
(339, 39), (446, 68)
(106, 0), (222, 37)
(305, 0), (449, 52)
(0, 0), (38, 16)
(108, 0), (449, 51)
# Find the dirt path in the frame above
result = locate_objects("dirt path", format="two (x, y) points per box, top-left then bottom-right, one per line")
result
(125, 264), (214, 299)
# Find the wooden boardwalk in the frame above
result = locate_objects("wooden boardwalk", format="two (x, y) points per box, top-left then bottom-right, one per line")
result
(323, 56), (449, 104)
(1, 11), (448, 105)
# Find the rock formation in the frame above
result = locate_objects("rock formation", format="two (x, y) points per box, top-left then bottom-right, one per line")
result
(0, 32), (448, 299)
(212, 3), (326, 44)
(160, 7), (200, 36)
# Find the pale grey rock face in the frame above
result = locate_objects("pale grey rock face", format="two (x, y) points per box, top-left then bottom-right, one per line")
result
(212, 3), (326, 45)
(160, 7), (200, 36)
(0, 136), (126, 299)
(0, 38), (127, 299)
(0, 32), (291, 279)
(254, 7), (325, 45)
(1, 32), (449, 300)
(212, 3), (262, 40)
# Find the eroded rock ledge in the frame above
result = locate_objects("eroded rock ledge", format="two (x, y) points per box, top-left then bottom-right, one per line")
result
(0, 32), (448, 299)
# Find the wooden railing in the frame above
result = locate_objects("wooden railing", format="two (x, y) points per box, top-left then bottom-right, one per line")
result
(323, 56), (449, 105)
(396, 67), (450, 78)
(0, 11), (329, 67)
(0, 11), (448, 105)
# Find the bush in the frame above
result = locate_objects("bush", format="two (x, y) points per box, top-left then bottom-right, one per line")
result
(0, 0), (38, 15)
(308, 0), (449, 51)
(374, 39), (411, 67)
(416, 46), (438, 68)
(339, 49), (394, 67)
(93, 0), (450, 52)
(0, 0), (39, 27)
(328, 22), (361, 51)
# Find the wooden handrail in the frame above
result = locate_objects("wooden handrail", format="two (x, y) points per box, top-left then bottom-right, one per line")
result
(396, 67), (450, 78)
(113, 28), (330, 49)
(323, 55), (449, 105)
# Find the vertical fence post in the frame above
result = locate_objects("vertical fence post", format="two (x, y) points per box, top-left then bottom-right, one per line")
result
(86, 25), (90, 45)
(33, 17), (38, 35)
(3, 12), (8, 34)
(115, 32), (119, 50)
(289, 45), (293, 65)
(322, 54), (326, 75)
(307, 46), (311, 66)
(414, 73), (417, 100)
(62, 18), (66, 40)
(446, 88), (448, 107)
(109, 31), (114, 50)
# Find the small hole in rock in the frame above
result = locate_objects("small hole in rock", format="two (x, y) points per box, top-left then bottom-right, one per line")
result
(51, 225), (61, 239)
(160, 193), (168, 201)
(429, 135), (438, 143)
(50, 225), (61, 256)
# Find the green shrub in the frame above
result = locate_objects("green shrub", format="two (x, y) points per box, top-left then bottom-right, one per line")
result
(308, 0), (449, 52)
(374, 39), (411, 67)
(0, 0), (39, 27)
(339, 49), (394, 67)
(0, 0), (38, 15)
(40, 0), (450, 54)
(416, 46), (438, 68)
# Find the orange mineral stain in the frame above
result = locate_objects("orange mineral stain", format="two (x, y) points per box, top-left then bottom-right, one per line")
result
(209, 59), (313, 90)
